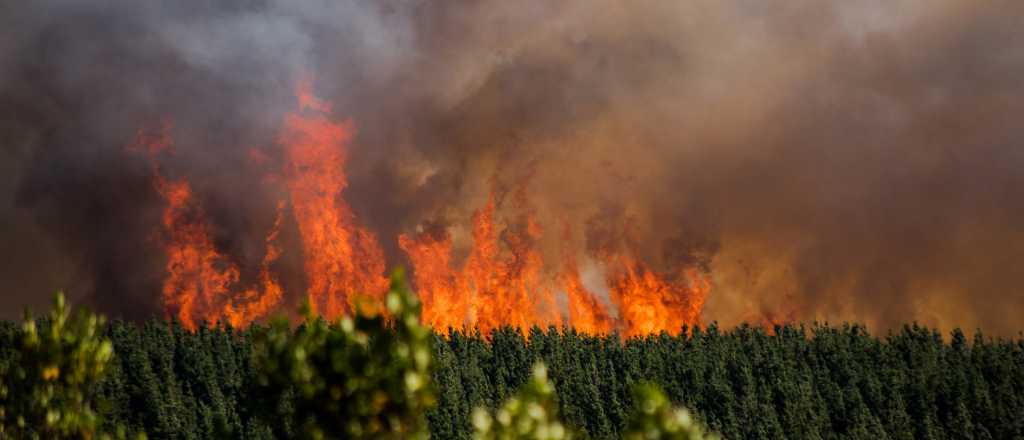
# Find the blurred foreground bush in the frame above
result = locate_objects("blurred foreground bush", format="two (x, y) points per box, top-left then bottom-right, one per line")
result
(0, 293), (142, 439)
(472, 363), (572, 440)
(252, 270), (436, 439)
(472, 363), (717, 440)
(0, 277), (718, 439)
(624, 383), (718, 440)
(251, 270), (717, 440)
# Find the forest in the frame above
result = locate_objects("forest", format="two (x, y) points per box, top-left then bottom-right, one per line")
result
(0, 276), (1021, 439)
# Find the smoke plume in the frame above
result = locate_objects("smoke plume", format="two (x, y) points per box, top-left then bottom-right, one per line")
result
(2, 0), (1023, 334)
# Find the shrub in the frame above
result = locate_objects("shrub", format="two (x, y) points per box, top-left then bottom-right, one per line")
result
(252, 270), (435, 439)
(472, 363), (572, 440)
(0, 293), (140, 439)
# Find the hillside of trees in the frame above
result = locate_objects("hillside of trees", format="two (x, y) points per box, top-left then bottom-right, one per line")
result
(1, 278), (1021, 438)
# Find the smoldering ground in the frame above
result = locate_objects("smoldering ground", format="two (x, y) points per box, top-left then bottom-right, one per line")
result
(1, 0), (1022, 334)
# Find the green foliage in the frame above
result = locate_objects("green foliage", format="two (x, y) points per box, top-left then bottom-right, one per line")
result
(252, 270), (435, 439)
(472, 363), (572, 440)
(624, 382), (717, 440)
(1, 290), (1022, 439)
(471, 363), (718, 440)
(0, 293), (143, 439)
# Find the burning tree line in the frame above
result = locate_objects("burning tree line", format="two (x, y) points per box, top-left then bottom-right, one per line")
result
(134, 80), (710, 337)
(2, 282), (1021, 439)
(0, 276), (718, 439)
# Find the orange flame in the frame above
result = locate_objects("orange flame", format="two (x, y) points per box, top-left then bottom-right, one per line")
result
(558, 224), (614, 335)
(281, 80), (388, 318)
(604, 259), (710, 338)
(222, 201), (286, 327)
(136, 126), (283, 329)
(402, 184), (710, 337)
(142, 79), (712, 337)
(400, 186), (563, 336)
(746, 293), (797, 335)
(398, 228), (463, 330)
(466, 187), (562, 334)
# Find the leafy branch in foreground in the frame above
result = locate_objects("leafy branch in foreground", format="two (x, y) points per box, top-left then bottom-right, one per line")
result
(0, 293), (142, 439)
(624, 382), (719, 440)
(472, 363), (572, 440)
(253, 269), (436, 439)
(472, 363), (719, 440)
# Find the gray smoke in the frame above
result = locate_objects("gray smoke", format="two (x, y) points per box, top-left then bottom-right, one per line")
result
(1, 0), (1022, 334)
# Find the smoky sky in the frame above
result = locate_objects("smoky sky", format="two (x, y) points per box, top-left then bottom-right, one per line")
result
(1, 0), (1022, 335)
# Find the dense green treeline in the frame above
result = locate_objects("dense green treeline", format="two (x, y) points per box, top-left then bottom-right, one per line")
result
(3, 316), (1021, 439)
(429, 324), (1024, 439)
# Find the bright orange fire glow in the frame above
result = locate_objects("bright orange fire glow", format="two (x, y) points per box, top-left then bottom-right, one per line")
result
(222, 201), (286, 327)
(747, 294), (796, 335)
(400, 185), (709, 337)
(400, 188), (563, 335)
(603, 259), (710, 338)
(142, 79), (711, 336)
(281, 80), (388, 319)
(463, 187), (563, 334)
(135, 126), (284, 329)
(398, 228), (463, 330)
(559, 223), (614, 335)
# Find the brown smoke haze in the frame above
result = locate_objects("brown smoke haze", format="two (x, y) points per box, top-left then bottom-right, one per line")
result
(1, 0), (1022, 335)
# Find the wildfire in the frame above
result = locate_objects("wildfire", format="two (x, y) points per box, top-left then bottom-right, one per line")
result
(603, 260), (710, 338)
(397, 227), (462, 330)
(400, 184), (709, 337)
(400, 188), (563, 335)
(559, 223), (614, 335)
(222, 201), (287, 327)
(134, 125), (284, 329)
(748, 294), (797, 335)
(140, 80), (711, 336)
(281, 80), (388, 318)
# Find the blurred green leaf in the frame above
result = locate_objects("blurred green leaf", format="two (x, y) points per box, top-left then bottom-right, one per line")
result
(473, 363), (572, 440)
(0, 292), (145, 439)
(252, 269), (436, 439)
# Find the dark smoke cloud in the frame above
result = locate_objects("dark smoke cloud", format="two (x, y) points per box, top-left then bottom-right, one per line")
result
(1, 0), (1022, 334)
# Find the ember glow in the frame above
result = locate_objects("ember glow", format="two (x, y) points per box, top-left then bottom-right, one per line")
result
(401, 188), (566, 335)
(399, 181), (711, 336)
(10, 0), (1024, 337)
(137, 84), (711, 334)
(282, 81), (388, 319)
(134, 126), (285, 329)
